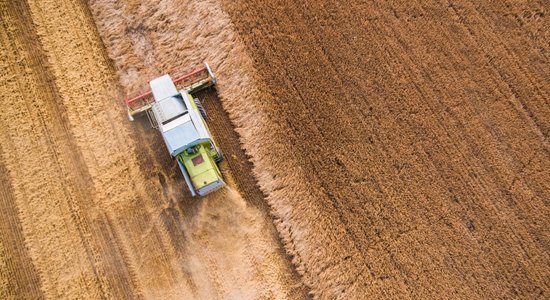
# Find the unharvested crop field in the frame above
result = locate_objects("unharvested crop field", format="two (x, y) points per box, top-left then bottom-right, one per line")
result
(219, 0), (550, 298)
(1, 0), (549, 299)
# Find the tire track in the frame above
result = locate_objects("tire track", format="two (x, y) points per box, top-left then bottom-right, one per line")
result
(0, 144), (43, 299)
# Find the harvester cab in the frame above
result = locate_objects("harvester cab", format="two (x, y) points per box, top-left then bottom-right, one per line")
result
(124, 63), (225, 197)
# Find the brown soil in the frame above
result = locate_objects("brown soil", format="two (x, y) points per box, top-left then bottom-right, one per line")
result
(0, 0), (305, 298)
(216, 0), (550, 299)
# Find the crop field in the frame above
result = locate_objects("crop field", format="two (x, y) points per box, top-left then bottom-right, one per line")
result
(220, 0), (550, 298)
(1, 0), (549, 299)
(0, 0), (303, 298)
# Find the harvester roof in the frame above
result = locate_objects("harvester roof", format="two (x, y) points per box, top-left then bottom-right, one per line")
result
(150, 75), (211, 157)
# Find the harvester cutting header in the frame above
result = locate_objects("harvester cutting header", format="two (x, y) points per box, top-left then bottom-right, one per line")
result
(124, 63), (225, 197)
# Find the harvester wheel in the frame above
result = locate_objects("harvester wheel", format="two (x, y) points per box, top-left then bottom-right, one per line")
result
(214, 148), (224, 163)
(194, 98), (208, 119)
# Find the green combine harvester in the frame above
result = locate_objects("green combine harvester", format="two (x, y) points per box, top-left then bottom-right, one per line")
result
(124, 63), (225, 196)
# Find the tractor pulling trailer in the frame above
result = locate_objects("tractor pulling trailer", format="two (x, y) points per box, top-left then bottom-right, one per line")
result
(124, 63), (225, 197)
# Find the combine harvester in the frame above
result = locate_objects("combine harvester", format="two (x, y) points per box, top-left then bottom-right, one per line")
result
(124, 63), (225, 197)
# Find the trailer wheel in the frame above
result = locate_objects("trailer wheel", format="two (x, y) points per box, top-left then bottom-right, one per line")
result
(214, 147), (224, 163)
(194, 98), (208, 120)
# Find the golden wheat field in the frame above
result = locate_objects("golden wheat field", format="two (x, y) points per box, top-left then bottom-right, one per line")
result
(1, 0), (549, 299)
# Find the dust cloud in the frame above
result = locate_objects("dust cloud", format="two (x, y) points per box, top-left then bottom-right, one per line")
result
(176, 187), (289, 299)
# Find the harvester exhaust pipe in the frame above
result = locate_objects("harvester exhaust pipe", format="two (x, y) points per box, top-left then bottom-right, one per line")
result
(204, 62), (217, 85)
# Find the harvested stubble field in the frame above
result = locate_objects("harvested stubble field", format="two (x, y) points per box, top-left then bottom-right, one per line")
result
(1, 0), (304, 298)
(0, 0), (549, 299)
